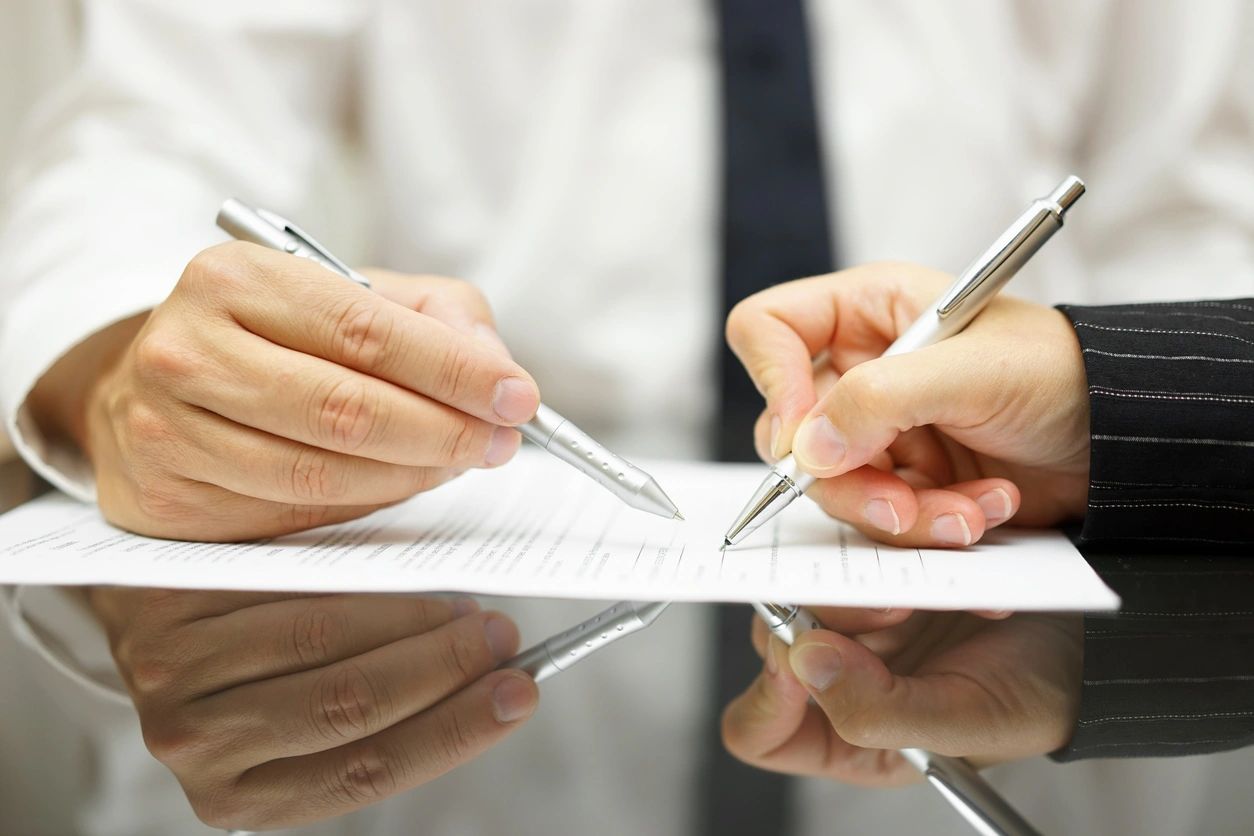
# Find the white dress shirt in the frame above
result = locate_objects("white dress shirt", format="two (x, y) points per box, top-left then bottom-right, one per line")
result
(1, 2), (1252, 835)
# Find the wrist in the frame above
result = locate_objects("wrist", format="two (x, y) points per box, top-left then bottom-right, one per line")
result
(27, 313), (147, 456)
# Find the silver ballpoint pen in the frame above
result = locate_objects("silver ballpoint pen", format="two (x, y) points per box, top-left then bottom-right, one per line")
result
(215, 198), (683, 520)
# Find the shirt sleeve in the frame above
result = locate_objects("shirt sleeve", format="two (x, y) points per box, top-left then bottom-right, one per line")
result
(0, 1), (363, 500)
(1053, 298), (1254, 761)
(0, 1), (362, 705)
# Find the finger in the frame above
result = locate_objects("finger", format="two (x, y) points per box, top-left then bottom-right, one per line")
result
(804, 606), (914, 635)
(101, 477), (392, 542)
(721, 638), (813, 762)
(196, 611), (519, 770)
(788, 629), (1012, 756)
(808, 473), (990, 548)
(791, 340), (998, 479)
(193, 243), (540, 425)
(169, 405), (466, 506)
(804, 465), (919, 537)
(185, 595), (479, 693)
(230, 669), (538, 829)
(725, 266), (951, 460)
(168, 326), (519, 469)
(364, 270), (515, 359)
(942, 479), (1021, 529)
(722, 638), (919, 787)
(725, 278), (828, 459)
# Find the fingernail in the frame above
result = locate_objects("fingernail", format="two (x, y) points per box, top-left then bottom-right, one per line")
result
(792, 644), (842, 691)
(474, 323), (512, 357)
(491, 674), (536, 724)
(769, 414), (782, 458)
(863, 498), (901, 535)
(766, 640), (779, 677)
(977, 488), (1013, 526)
(794, 415), (847, 471)
(931, 513), (972, 546)
(492, 377), (538, 424)
(451, 597), (479, 617)
(484, 426), (519, 467)
(484, 615), (515, 662)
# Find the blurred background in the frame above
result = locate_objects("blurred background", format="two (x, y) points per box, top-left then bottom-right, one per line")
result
(0, 2), (1251, 835)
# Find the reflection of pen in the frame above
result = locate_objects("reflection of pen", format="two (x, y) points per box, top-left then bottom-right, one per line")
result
(721, 175), (1085, 547)
(215, 199), (683, 520)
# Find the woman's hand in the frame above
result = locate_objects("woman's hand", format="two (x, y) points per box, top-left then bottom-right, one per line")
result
(721, 608), (1082, 785)
(726, 262), (1091, 546)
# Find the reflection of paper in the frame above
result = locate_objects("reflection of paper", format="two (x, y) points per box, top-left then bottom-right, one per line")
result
(0, 450), (1118, 610)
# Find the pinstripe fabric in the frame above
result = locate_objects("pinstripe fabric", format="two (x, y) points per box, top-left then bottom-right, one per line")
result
(1053, 299), (1254, 760)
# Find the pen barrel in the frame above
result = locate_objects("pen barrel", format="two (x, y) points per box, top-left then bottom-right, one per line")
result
(520, 405), (652, 505)
(899, 749), (1042, 836)
(501, 601), (667, 683)
(752, 602), (821, 645)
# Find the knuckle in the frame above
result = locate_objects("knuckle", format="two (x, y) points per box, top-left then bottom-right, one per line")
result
(309, 663), (388, 742)
(311, 377), (383, 453)
(432, 342), (482, 405)
(141, 714), (213, 767)
(286, 446), (345, 503)
(439, 418), (487, 466)
(279, 503), (336, 532)
(320, 746), (402, 808)
(183, 242), (251, 290)
(133, 329), (201, 382)
(187, 790), (250, 831)
(288, 603), (349, 667)
(437, 628), (486, 684)
(432, 707), (481, 765)
(329, 299), (395, 370)
(724, 297), (757, 350)
(122, 399), (176, 449)
(127, 650), (181, 697)
(838, 365), (887, 416)
(132, 481), (187, 524)
(837, 710), (881, 749)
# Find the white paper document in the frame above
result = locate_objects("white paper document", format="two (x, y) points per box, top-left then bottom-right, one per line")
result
(0, 450), (1118, 610)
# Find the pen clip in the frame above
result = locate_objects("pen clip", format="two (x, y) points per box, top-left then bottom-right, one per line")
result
(253, 207), (368, 287)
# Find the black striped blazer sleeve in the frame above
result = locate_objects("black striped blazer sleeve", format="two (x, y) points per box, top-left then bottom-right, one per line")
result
(1051, 298), (1254, 761)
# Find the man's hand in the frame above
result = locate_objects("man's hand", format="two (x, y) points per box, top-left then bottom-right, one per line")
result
(88, 587), (538, 830)
(29, 242), (541, 540)
(725, 262), (1091, 546)
(721, 609), (1082, 785)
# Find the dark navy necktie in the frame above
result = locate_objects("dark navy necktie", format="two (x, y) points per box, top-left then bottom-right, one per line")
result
(700, 0), (835, 833)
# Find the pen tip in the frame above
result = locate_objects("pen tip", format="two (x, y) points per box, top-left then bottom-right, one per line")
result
(673, 511), (685, 521)
(720, 538), (730, 552)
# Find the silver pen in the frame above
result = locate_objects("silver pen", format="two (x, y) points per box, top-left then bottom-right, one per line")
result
(722, 175), (1085, 547)
(216, 198), (683, 520)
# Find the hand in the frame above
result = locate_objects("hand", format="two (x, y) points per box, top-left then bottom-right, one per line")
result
(87, 586), (538, 830)
(721, 608), (1082, 785)
(29, 242), (541, 540)
(725, 262), (1091, 547)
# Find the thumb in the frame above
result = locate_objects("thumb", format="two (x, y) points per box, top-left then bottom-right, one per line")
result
(791, 342), (991, 478)
(786, 630), (968, 754)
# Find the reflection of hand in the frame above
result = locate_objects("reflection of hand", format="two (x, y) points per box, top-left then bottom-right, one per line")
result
(726, 262), (1091, 546)
(721, 608), (1082, 786)
(88, 587), (537, 830)
(29, 242), (540, 540)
